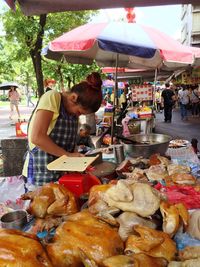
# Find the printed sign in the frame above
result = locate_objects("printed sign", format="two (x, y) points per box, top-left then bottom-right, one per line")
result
(131, 85), (153, 101)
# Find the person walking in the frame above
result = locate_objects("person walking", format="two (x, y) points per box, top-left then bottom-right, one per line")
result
(8, 86), (21, 120)
(178, 85), (190, 121)
(155, 88), (162, 113)
(190, 84), (200, 117)
(27, 90), (35, 107)
(161, 83), (176, 123)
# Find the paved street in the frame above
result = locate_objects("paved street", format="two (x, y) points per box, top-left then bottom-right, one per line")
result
(0, 103), (200, 145)
(154, 108), (200, 142)
(0, 104), (35, 141)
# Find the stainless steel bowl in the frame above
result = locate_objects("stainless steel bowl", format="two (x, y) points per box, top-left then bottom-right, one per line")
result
(122, 133), (171, 158)
(0, 210), (27, 230)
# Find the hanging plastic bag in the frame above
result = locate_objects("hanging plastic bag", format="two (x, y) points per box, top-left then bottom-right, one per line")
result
(0, 176), (26, 210)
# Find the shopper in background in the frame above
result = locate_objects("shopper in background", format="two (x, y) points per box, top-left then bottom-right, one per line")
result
(178, 85), (190, 121)
(155, 88), (162, 113)
(8, 86), (21, 120)
(27, 90), (35, 107)
(161, 83), (176, 123)
(190, 84), (200, 117)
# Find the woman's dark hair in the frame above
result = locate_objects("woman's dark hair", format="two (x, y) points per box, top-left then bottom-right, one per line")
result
(71, 72), (102, 113)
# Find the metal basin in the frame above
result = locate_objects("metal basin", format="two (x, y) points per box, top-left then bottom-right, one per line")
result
(0, 210), (27, 230)
(122, 133), (171, 158)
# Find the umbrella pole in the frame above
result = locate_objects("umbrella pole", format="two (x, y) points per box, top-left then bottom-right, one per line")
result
(153, 68), (158, 109)
(111, 53), (119, 145)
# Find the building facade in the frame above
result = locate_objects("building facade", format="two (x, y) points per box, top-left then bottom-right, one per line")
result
(181, 4), (200, 47)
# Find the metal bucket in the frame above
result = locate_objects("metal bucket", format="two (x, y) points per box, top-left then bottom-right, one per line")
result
(113, 144), (125, 164)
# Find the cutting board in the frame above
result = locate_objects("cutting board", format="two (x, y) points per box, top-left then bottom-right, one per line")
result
(47, 155), (99, 172)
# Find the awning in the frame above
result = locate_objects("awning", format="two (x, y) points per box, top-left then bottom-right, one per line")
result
(6, 0), (200, 16)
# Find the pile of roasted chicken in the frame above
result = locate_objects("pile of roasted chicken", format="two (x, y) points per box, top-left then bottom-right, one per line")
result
(1, 153), (200, 267)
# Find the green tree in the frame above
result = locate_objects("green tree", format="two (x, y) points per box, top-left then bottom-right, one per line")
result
(1, 6), (98, 97)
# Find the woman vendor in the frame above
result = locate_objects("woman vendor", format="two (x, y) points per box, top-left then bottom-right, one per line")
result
(22, 72), (102, 189)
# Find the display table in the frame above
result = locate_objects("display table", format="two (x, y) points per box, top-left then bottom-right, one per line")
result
(166, 144), (200, 164)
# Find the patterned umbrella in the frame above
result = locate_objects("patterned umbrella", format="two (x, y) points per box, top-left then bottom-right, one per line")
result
(43, 22), (195, 70)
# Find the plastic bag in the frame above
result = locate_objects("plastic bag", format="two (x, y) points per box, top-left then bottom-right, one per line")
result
(155, 183), (200, 209)
(0, 176), (26, 210)
(174, 231), (200, 250)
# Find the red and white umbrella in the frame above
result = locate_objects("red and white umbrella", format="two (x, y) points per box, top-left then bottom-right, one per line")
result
(43, 22), (196, 70)
(43, 22), (200, 143)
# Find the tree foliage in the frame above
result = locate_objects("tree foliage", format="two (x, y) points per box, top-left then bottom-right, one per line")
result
(0, 5), (99, 96)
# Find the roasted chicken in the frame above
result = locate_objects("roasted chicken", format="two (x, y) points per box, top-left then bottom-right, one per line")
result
(187, 210), (200, 240)
(88, 184), (119, 226)
(21, 183), (78, 231)
(0, 229), (53, 267)
(21, 183), (78, 218)
(102, 253), (167, 267)
(104, 181), (161, 217)
(117, 211), (157, 241)
(125, 225), (177, 262)
(46, 210), (124, 267)
(160, 201), (189, 236)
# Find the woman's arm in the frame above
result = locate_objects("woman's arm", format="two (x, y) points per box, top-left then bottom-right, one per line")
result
(31, 109), (82, 157)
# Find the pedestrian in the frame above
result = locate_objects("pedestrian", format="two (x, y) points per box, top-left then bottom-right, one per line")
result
(8, 86), (21, 120)
(190, 84), (200, 117)
(22, 72), (102, 189)
(178, 85), (190, 121)
(161, 83), (176, 123)
(104, 92), (111, 105)
(155, 88), (162, 113)
(27, 90), (35, 107)
(119, 90), (127, 112)
(76, 124), (95, 154)
(44, 78), (56, 92)
(110, 90), (114, 105)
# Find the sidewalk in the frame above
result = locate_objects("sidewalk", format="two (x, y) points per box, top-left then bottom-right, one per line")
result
(0, 104), (35, 141)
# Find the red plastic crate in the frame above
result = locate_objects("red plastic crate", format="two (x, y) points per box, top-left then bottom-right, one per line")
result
(58, 173), (101, 198)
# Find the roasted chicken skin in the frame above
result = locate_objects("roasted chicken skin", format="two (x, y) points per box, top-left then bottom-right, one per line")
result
(21, 183), (78, 218)
(46, 210), (124, 267)
(125, 225), (177, 262)
(0, 229), (53, 267)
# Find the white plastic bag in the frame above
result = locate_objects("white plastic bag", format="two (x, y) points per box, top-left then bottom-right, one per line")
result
(0, 176), (26, 209)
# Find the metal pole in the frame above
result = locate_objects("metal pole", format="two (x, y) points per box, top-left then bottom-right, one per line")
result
(111, 53), (119, 144)
(153, 68), (158, 108)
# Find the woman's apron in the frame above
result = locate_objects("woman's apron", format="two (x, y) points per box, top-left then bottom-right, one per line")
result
(27, 98), (78, 186)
